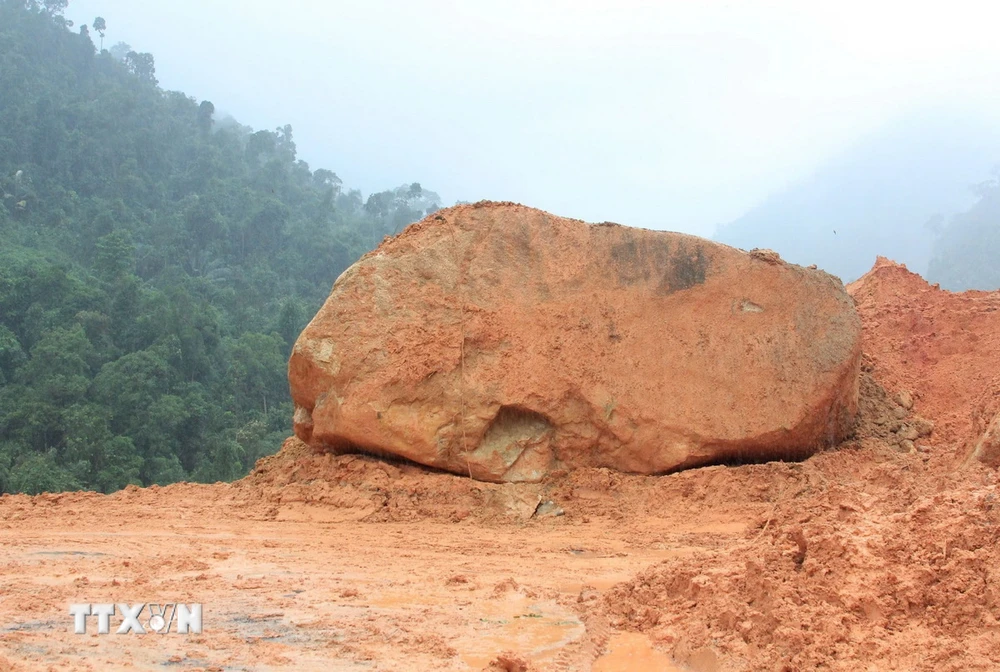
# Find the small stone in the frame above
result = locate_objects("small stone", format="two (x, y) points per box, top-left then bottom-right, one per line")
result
(911, 416), (934, 437)
(973, 413), (1000, 468)
(893, 406), (908, 420)
(749, 248), (782, 264)
(533, 500), (565, 518)
(894, 390), (914, 410)
(898, 426), (919, 441)
(900, 439), (916, 453)
(484, 652), (530, 672)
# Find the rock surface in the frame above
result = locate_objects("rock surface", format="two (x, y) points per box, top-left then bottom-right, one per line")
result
(289, 202), (862, 482)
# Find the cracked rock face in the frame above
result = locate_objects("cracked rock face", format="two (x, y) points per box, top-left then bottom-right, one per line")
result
(288, 202), (862, 482)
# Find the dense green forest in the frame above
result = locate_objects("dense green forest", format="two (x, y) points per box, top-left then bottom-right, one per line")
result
(0, 0), (441, 494)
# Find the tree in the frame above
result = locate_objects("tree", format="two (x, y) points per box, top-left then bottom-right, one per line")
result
(224, 332), (286, 415)
(41, 0), (68, 16)
(313, 169), (342, 195)
(246, 130), (276, 165)
(927, 181), (1000, 290)
(197, 100), (215, 133)
(364, 191), (391, 218)
(109, 41), (132, 62)
(275, 124), (296, 162)
(62, 403), (141, 493)
(94, 229), (136, 283)
(17, 326), (95, 408)
(124, 51), (157, 86)
(276, 298), (304, 353)
(92, 16), (106, 50)
(5, 450), (79, 495)
(192, 437), (244, 483)
(0, 325), (25, 384)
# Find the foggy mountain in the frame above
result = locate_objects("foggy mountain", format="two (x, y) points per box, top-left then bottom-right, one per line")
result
(714, 107), (1000, 282)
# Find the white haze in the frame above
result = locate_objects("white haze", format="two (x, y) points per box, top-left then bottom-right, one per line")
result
(68, 0), (1000, 242)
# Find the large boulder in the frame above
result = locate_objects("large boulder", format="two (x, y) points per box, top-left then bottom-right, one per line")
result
(289, 202), (862, 482)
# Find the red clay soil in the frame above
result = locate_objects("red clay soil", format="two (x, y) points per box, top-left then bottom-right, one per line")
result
(2, 257), (1000, 671)
(599, 259), (1000, 671)
(847, 256), (1000, 451)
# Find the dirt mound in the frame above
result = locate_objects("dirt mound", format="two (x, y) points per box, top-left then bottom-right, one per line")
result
(582, 258), (1000, 671)
(236, 435), (781, 525)
(239, 363), (908, 525)
(847, 256), (1000, 453)
(290, 201), (862, 482)
(600, 449), (1000, 671)
(234, 436), (497, 523)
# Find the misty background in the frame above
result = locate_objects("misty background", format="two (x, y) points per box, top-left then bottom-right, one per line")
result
(66, 0), (1000, 284)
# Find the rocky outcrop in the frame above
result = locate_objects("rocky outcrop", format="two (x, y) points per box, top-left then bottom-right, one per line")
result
(289, 202), (862, 482)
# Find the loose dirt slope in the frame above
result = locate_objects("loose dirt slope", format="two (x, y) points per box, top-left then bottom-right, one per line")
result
(598, 258), (1000, 671)
(848, 256), (1000, 451)
(2, 257), (999, 671)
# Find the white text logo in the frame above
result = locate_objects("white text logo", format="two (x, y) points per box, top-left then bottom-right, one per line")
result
(70, 603), (202, 634)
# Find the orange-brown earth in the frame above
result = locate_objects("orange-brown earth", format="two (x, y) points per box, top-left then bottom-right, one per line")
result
(2, 257), (999, 671)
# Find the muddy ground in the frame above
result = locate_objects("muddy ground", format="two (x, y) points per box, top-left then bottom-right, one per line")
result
(3, 258), (1000, 671)
(0, 467), (754, 671)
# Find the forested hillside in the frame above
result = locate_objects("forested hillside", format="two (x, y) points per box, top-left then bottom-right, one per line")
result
(927, 175), (1000, 291)
(0, 0), (441, 494)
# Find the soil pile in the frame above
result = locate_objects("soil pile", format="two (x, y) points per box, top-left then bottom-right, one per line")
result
(234, 436), (512, 523)
(847, 256), (1000, 454)
(600, 448), (1000, 671)
(592, 258), (1000, 671)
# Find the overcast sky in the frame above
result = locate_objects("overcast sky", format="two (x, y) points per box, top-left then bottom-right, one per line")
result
(67, 0), (1000, 237)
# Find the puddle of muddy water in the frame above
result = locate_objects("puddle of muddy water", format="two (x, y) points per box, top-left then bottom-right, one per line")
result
(458, 602), (584, 670)
(370, 589), (584, 670)
(593, 632), (686, 672)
